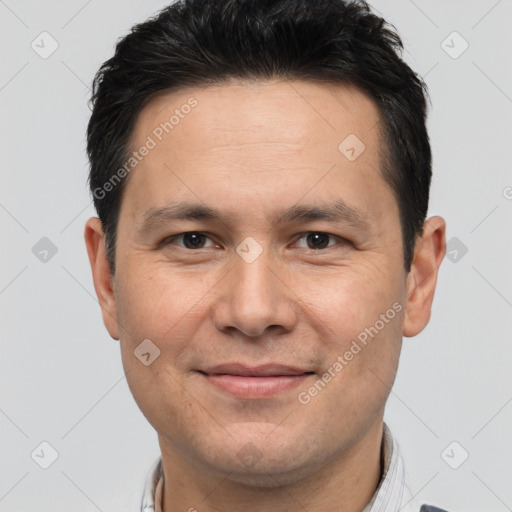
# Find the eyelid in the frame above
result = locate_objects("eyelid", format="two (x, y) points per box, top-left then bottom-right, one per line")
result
(292, 232), (346, 250)
(161, 231), (347, 251)
(162, 231), (216, 249)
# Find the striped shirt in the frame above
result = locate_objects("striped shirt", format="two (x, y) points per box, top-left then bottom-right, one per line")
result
(141, 424), (422, 512)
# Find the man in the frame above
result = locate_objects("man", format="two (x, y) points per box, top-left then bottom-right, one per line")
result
(84, 0), (448, 510)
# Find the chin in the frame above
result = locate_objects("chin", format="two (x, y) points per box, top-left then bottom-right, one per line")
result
(200, 429), (328, 488)
(217, 454), (324, 488)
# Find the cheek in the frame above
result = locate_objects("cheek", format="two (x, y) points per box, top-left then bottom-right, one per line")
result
(113, 264), (216, 400)
(115, 263), (207, 341)
(301, 263), (403, 344)
(114, 266), (206, 429)
(300, 265), (405, 398)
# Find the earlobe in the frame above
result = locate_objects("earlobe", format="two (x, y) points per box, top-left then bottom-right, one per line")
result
(403, 216), (446, 338)
(84, 217), (120, 340)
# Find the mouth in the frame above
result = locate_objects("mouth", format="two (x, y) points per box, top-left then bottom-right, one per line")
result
(198, 363), (316, 399)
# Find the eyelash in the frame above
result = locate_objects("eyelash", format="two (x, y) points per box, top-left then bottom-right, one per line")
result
(161, 231), (348, 252)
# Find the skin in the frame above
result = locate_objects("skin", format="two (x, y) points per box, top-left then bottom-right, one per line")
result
(85, 79), (446, 512)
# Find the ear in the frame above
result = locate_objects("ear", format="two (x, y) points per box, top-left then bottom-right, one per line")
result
(84, 217), (119, 340)
(403, 216), (446, 338)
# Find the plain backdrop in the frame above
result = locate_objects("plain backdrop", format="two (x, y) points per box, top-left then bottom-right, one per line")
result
(1, 1), (511, 511)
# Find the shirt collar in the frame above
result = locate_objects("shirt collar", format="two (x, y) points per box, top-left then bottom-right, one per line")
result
(363, 423), (406, 512)
(141, 423), (417, 512)
(141, 456), (163, 512)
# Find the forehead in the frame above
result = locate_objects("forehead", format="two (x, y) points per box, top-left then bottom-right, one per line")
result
(132, 79), (382, 155)
(123, 79), (390, 220)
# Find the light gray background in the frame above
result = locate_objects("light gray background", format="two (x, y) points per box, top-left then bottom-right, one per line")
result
(1, 0), (511, 511)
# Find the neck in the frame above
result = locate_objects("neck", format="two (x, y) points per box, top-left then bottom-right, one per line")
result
(158, 420), (385, 512)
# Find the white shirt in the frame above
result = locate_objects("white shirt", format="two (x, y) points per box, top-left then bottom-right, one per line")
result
(141, 424), (421, 512)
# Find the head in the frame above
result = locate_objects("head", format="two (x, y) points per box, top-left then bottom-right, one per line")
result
(85, 0), (445, 489)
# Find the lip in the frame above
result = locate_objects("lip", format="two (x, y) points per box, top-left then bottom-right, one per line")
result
(199, 363), (315, 399)
(203, 363), (311, 377)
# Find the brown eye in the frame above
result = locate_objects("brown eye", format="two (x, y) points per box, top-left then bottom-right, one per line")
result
(306, 233), (331, 250)
(182, 232), (207, 249)
(294, 232), (339, 250)
(165, 232), (215, 249)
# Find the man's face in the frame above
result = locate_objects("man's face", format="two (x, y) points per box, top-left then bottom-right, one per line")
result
(99, 80), (412, 484)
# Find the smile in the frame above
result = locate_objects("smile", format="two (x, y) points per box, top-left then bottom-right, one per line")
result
(199, 363), (315, 399)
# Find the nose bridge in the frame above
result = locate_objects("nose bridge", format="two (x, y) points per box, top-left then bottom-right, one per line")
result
(214, 243), (296, 337)
(235, 249), (275, 307)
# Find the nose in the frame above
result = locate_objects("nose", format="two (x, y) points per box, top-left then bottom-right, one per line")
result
(212, 249), (298, 339)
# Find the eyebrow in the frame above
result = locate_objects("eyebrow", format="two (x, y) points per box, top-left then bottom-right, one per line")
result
(138, 199), (371, 235)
